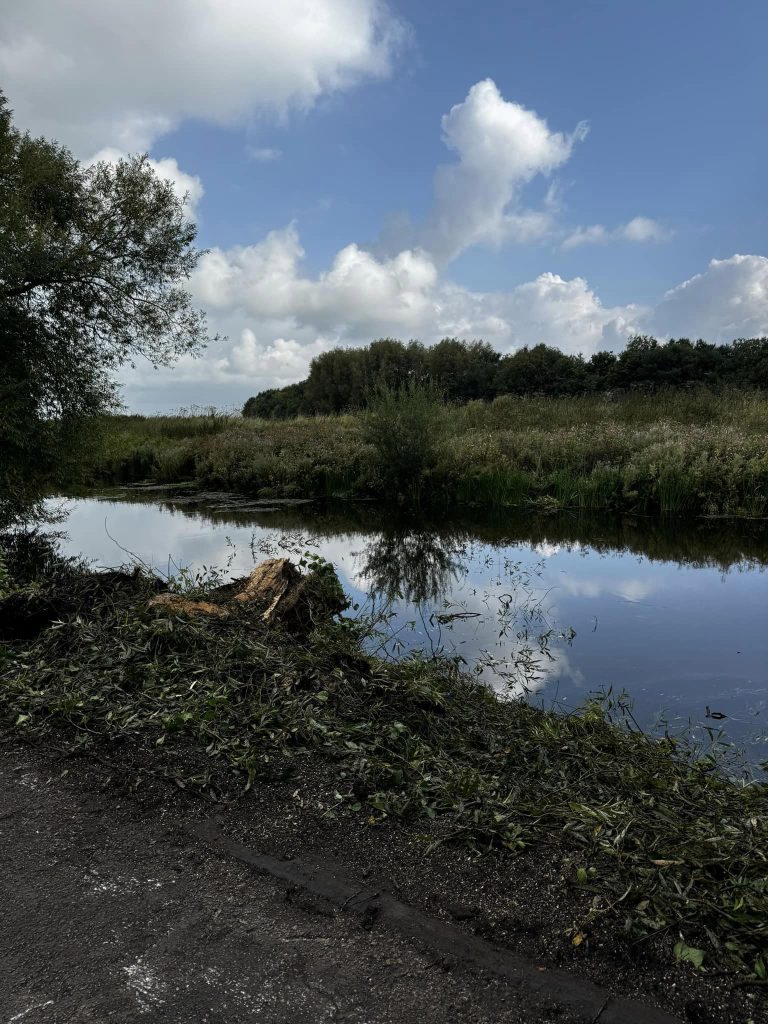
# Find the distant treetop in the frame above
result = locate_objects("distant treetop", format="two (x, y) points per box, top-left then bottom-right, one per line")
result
(242, 335), (768, 418)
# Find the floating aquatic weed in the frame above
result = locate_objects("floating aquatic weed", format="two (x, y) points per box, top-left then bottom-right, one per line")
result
(249, 531), (320, 561)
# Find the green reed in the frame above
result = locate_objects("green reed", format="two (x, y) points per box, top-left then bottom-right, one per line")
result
(73, 390), (768, 517)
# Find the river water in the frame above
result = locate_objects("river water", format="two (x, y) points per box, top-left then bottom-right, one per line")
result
(49, 489), (768, 763)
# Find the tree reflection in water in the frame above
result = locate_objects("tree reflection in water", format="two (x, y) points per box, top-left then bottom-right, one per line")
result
(356, 527), (469, 605)
(355, 526), (569, 696)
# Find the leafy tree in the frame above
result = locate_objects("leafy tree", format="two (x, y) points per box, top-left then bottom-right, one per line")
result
(0, 94), (213, 525)
(427, 338), (499, 400)
(242, 334), (768, 418)
(301, 339), (427, 415)
(366, 337), (422, 389)
(303, 349), (362, 414)
(495, 344), (587, 396)
(362, 380), (446, 502)
(243, 382), (306, 419)
(730, 337), (768, 388)
(587, 350), (618, 391)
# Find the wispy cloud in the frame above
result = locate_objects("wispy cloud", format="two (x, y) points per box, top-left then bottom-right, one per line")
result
(563, 216), (672, 250)
(246, 146), (283, 163)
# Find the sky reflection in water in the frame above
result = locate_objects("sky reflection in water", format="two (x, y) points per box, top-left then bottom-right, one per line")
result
(49, 493), (768, 762)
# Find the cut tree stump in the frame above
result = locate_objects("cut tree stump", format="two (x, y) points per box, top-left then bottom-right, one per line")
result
(148, 558), (348, 632)
(147, 593), (230, 619)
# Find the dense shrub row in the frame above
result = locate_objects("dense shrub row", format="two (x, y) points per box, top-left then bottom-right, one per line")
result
(243, 336), (768, 419)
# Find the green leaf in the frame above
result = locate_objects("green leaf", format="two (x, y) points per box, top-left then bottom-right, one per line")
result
(673, 942), (705, 969)
(576, 866), (588, 886)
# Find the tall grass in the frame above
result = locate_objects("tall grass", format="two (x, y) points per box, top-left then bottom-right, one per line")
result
(74, 390), (768, 517)
(117, 408), (233, 439)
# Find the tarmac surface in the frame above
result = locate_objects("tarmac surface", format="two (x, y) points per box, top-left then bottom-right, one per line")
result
(0, 744), (757, 1024)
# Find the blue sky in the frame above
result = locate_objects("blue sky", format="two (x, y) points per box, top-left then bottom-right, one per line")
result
(3, 0), (767, 410)
(172, 0), (765, 303)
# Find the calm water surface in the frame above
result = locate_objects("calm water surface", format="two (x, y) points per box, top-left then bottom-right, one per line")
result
(50, 490), (768, 762)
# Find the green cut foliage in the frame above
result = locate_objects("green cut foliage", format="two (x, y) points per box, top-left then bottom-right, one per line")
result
(1, 541), (767, 973)
(673, 942), (705, 970)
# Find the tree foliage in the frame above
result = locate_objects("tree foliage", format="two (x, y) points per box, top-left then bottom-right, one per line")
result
(361, 379), (446, 502)
(0, 94), (213, 525)
(244, 335), (768, 419)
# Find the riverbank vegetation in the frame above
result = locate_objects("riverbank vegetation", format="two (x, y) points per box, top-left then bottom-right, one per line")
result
(82, 388), (768, 517)
(1, 533), (766, 976)
(4, 74), (767, 1007)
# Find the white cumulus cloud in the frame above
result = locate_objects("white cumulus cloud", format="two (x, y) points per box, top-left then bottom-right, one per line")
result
(651, 254), (768, 341)
(187, 224), (638, 354)
(621, 216), (670, 243)
(120, 232), (768, 412)
(119, 220), (646, 409)
(0, 0), (406, 155)
(191, 225), (440, 332)
(421, 79), (588, 262)
(228, 333), (331, 381)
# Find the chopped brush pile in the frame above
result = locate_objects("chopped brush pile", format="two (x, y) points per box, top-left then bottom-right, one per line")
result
(0, 533), (766, 977)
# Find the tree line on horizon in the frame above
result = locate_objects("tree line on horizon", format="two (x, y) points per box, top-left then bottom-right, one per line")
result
(242, 335), (768, 419)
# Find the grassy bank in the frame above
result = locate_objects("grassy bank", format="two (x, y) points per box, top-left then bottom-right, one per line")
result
(1, 535), (766, 975)
(80, 389), (768, 516)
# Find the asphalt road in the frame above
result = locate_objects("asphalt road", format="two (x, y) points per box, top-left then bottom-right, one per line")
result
(0, 746), (734, 1024)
